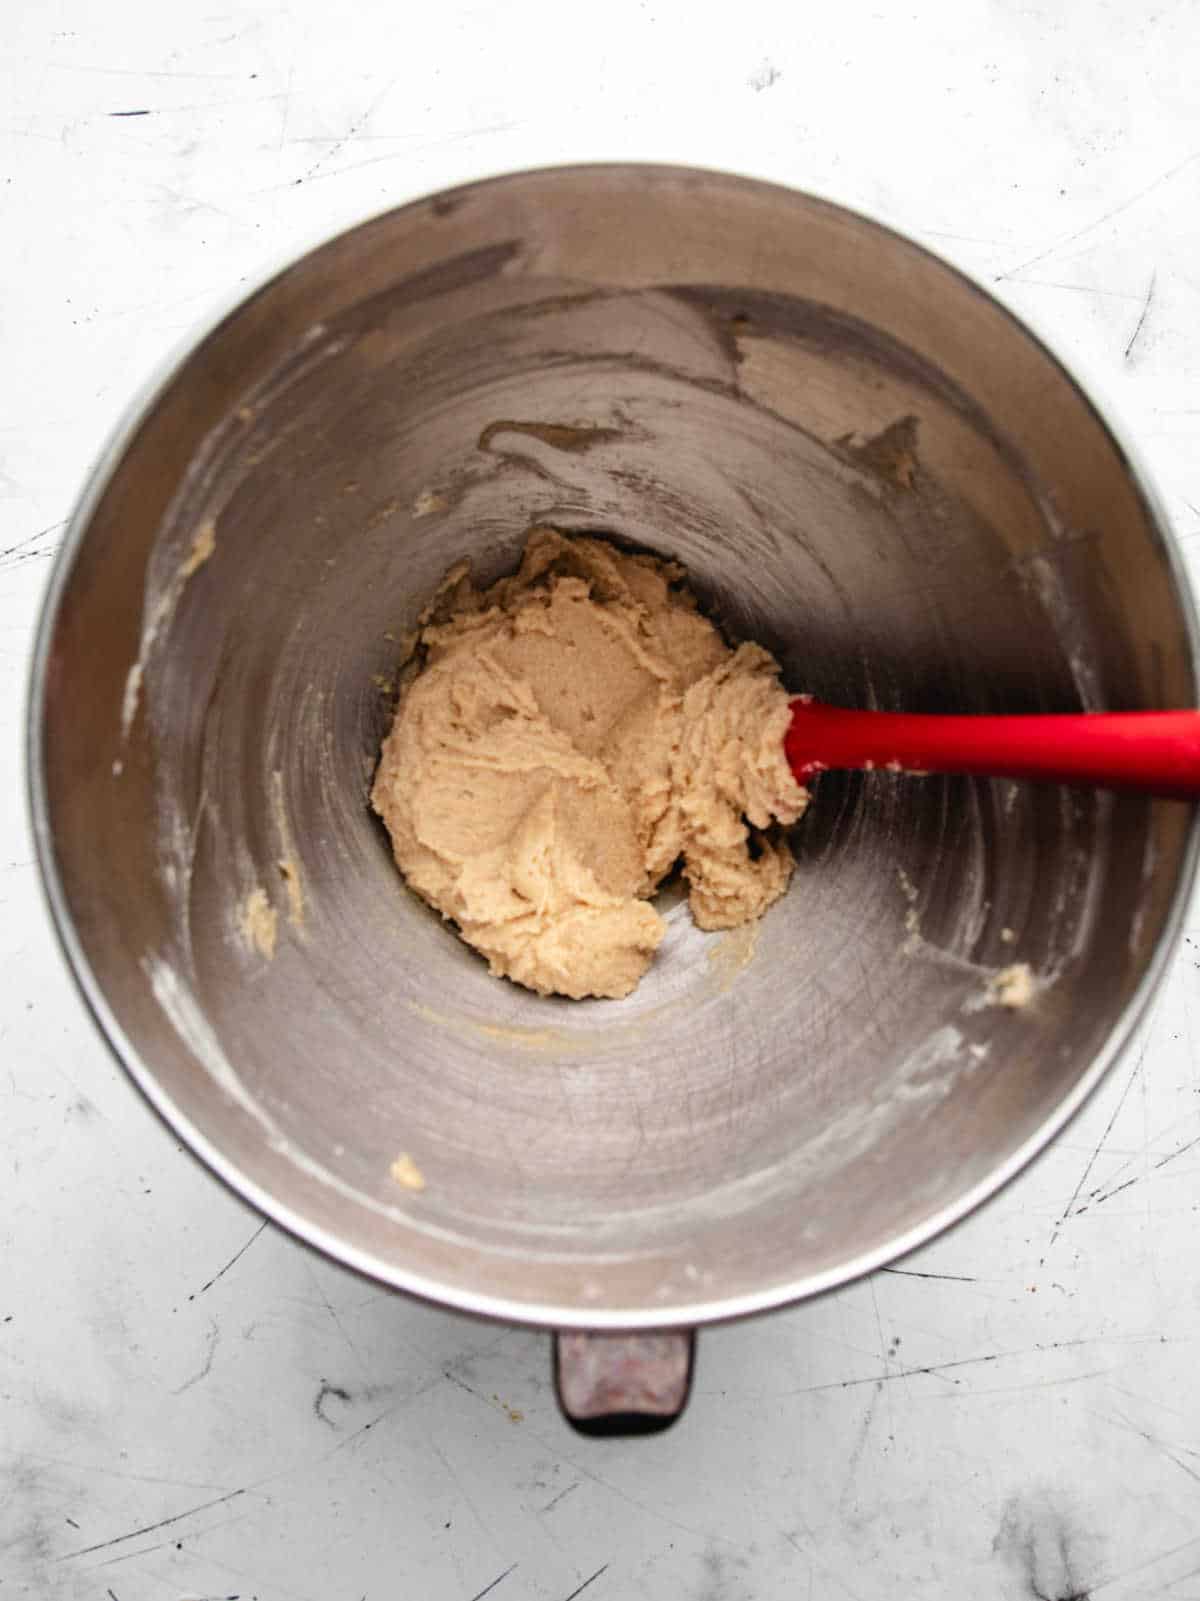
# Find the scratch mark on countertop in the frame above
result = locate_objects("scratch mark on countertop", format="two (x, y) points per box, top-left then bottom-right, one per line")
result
(838, 1382), (882, 1509)
(274, 51), (295, 163)
(468, 1562), (518, 1601)
(258, 122), (520, 192)
(56, 1489), (246, 1561)
(879, 1267), (979, 1283)
(541, 1481), (581, 1513)
(0, 518), (66, 570)
(94, 1505), (258, 1572)
(1001, 278), (1142, 299)
(170, 1320), (220, 1394)
(935, 1366), (1114, 1399)
(187, 1219), (267, 1301)
(441, 1366), (523, 1425)
(867, 1275), (897, 1451)
(443, 1367), (490, 1404)
(93, 91), (289, 118)
(1088, 1532), (1200, 1595)
(996, 150), (1200, 281)
(306, 1261), (365, 1375)
(789, 1332), (1182, 1395)
(428, 1436), (494, 1544)
(49, 62), (251, 80)
(0, 1443), (241, 1494)
(561, 1565), (608, 1601)
(297, 78), (395, 185)
(1098, 1409), (1200, 1487)
(1124, 270), (1157, 360)
(1077, 1129), (1200, 1213)
(1042, 1043), (1146, 1259)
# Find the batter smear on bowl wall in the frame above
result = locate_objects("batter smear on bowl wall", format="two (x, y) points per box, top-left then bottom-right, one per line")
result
(371, 527), (808, 999)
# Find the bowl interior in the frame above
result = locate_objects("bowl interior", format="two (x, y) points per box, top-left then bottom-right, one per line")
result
(35, 167), (1197, 1324)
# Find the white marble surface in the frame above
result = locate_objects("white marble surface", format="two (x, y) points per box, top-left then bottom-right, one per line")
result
(5, 2), (1200, 1597)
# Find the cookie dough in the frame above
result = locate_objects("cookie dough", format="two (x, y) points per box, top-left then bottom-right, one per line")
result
(371, 529), (808, 999)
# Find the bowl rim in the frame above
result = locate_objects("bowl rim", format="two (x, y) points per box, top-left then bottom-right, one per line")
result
(26, 160), (1200, 1330)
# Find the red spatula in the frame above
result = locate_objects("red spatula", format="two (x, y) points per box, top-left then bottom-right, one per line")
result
(785, 699), (1200, 800)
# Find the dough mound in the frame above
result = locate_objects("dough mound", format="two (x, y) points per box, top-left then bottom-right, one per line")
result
(371, 528), (808, 999)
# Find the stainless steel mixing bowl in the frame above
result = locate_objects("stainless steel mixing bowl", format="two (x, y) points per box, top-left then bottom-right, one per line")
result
(30, 165), (1199, 1421)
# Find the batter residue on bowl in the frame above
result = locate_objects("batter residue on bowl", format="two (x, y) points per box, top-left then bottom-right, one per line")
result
(371, 528), (807, 999)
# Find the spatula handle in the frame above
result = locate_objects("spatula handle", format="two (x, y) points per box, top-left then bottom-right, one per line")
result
(785, 701), (1200, 800)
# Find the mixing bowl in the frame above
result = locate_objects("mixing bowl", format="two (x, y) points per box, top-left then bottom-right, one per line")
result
(30, 164), (1199, 1425)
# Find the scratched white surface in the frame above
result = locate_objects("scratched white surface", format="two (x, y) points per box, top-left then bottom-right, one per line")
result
(4, 3), (1200, 1598)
